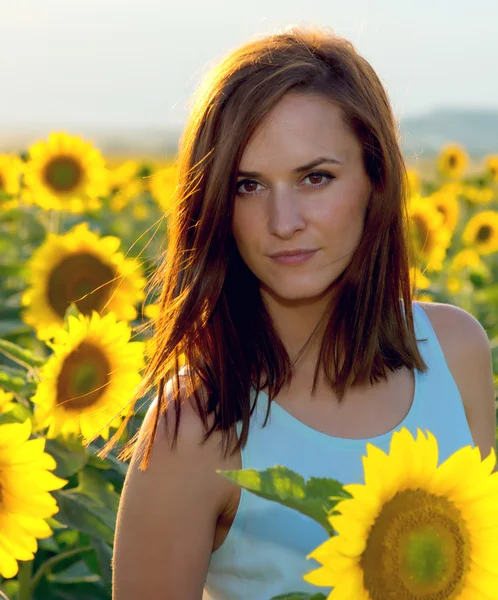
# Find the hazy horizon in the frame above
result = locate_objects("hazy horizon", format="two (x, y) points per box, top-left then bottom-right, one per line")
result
(1, 0), (497, 133)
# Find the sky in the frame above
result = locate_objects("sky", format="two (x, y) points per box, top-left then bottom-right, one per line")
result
(1, 0), (497, 132)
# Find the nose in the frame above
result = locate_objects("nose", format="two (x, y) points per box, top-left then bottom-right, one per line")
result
(267, 187), (306, 239)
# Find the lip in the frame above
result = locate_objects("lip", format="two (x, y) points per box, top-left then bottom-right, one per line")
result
(269, 248), (318, 258)
(269, 249), (318, 265)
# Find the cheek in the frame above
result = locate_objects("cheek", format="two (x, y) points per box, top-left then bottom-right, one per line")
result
(314, 191), (367, 241)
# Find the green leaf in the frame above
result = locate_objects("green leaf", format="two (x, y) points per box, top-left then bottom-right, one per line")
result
(0, 338), (46, 368)
(88, 444), (128, 477)
(76, 468), (120, 513)
(218, 466), (349, 535)
(45, 437), (89, 479)
(38, 535), (60, 553)
(91, 538), (113, 585)
(86, 453), (112, 470)
(51, 468), (120, 545)
(0, 370), (26, 393)
(0, 398), (31, 424)
(47, 560), (99, 584)
(33, 580), (110, 600)
(52, 490), (115, 545)
(0, 320), (31, 338)
(1, 580), (18, 600)
(0, 263), (28, 277)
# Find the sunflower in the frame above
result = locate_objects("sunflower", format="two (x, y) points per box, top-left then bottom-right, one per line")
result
(0, 389), (15, 414)
(416, 293), (434, 303)
(437, 143), (469, 179)
(410, 268), (432, 302)
(131, 202), (150, 221)
(304, 428), (498, 599)
(460, 184), (494, 205)
(428, 188), (459, 234)
(23, 132), (108, 213)
(0, 419), (67, 579)
(31, 311), (145, 442)
(21, 222), (146, 340)
(484, 154), (498, 182)
(409, 266), (430, 293)
(106, 160), (143, 212)
(462, 210), (498, 255)
(406, 167), (421, 197)
(446, 276), (462, 294)
(447, 249), (490, 295)
(148, 164), (178, 213)
(450, 249), (482, 272)
(143, 302), (160, 320)
(0, 154), (23, 211)
(408, 195), (451, 271)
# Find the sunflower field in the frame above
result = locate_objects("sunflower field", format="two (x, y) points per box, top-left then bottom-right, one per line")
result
(0, 133), (497, 599)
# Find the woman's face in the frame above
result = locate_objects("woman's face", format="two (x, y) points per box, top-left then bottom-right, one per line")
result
(231, 92), (372, 305)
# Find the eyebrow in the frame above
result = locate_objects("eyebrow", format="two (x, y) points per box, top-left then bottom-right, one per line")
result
(237, 156), (342, 178)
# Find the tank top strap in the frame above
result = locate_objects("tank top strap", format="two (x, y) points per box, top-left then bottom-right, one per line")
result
(412, 302), (449, 370)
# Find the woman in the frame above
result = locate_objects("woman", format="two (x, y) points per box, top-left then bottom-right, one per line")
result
(112, 26), (495, 600)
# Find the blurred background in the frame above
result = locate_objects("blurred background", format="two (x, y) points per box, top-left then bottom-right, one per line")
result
(0, 2), (497, 599)
(2, 0), (498, 161)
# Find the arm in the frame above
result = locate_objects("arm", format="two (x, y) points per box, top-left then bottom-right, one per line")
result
(420, 301), (496, 464)
(112, 382), (232, 600)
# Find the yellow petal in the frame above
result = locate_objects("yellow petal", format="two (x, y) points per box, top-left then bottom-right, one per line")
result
(0, 543), (19, 579)
(0, 515), (37, 553)
(302, 564), (336, 587)
(307, 535), (356, 572)
(3, 475), (61, 500)
(430, 445), (479, 495)
(331, 563), (366, 598)
(0, 531), (35, 561)
(9, 513), (53, 539)
(408, 429), (438, 487)
(328, 513), (368, 548)
(0, 420), (31, 449)
(466, 564), (498, 597)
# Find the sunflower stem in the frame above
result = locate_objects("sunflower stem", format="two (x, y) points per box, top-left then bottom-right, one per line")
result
(28, 545), (94, 595)
(17, 560), (32, 600)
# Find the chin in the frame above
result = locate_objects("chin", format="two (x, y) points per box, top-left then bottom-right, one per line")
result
(261, 278), (335, 304)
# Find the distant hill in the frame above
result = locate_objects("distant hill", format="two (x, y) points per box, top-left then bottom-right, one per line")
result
(1, 108), (498, 159)
(400, 108), (498, 158)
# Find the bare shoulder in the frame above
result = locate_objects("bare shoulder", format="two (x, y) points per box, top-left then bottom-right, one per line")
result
(113, 374), (238, 599)
(416, 301), (496, 461)
(417, 301), (490, 353)
(129, 373), (238, 519)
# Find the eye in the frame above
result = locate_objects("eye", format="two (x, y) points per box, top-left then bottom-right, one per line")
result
(235, 170), (335, 197)
(302, 171), (335, 187)
(235, 179), (264, 197)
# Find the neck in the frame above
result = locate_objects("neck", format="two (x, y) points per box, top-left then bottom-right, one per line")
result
(260, 286), (334, 368)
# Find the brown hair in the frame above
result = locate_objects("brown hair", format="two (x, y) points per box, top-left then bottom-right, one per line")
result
(106, 24), (426, 468)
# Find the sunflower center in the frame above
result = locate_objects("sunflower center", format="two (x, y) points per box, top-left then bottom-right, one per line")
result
(43, 156), (83, 192)
(56, 341), (111, 410)
(0, 174), (5, 190)
(448, 154), (457, 169)
(476, 225), (492, 243)
(360, 488), (470, 599)
(436, 204), (448, 225)
(47, 253), (117, 318)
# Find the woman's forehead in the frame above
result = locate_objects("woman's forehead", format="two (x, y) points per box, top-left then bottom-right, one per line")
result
(238, 95), (361, 173)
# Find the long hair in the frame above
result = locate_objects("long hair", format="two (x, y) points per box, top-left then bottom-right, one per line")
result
(106, 24), (426, 468)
